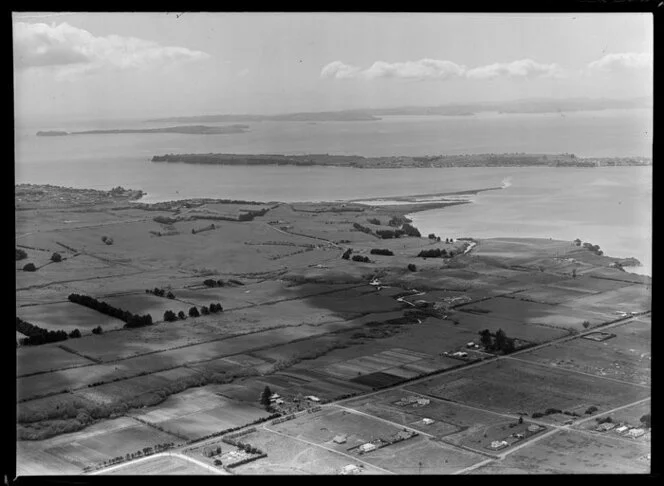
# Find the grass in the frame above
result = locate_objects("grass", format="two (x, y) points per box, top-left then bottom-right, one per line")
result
(106, 454), (217, 475)
(17, 345), (96, 377)
(17, 302), (126, 334)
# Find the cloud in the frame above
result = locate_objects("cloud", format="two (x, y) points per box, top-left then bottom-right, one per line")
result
(13, 21), (210, 78)
(588, 52), (653, 72)
(322, 58), (564, 82)
(362, 59), (466, 80)
(320, 61), (362, 79)
(465, 59), (563, 80)
(237, 68), (250, 77)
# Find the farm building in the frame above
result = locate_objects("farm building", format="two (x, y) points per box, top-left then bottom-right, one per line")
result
(340, 464), (362, 475)
(306, 395), (320, 402)
(466, 342), (475, 348)
(358, 443), (377, 453)
(596, 423), (616, 432)
(527, 424), (542, 433)
(275, 399), (284, 405)
(415, 398), (430, 406)
(395, 430), (415, 441)
(626, 428), (645, 438)
(422, 418), (434, 425)
(615, 425), (629, 434)
(489, 440), (509, 450)
(333, 435), (347, 444)
(269, 393), (281, 400)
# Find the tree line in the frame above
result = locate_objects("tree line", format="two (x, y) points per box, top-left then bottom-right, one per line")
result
(146, 287), (175, 299)
(16, 317), (80, 346)
(370, 249), (394, 256)
(478, 328), (516, 353)
(163, 303), (223, 322)
(68, 293), (153, 329)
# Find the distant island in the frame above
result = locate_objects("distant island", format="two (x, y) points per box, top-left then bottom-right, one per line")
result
(151, 152), (652, 168)
(147, 96), (651, 123)
(147, 111), (381, 123)
(36, 125), (249, 137)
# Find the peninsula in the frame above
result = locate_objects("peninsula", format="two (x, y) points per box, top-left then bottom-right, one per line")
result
(151, 152), (652, 168)
(36, 124), (249, 137)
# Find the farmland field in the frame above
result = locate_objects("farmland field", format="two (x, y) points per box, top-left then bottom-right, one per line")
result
(405, 359), (650, 418)
(471, 430), (650, 474)
(17, 417), (180, 475)
(102, 293), (194, 321)
(105, 454), (218, 475)
(17, 345), (95, 377)
(231, 429), (388, 475)
(17, 302), (126, 334)
(559, 284), (651, 315)
(452, 311), (569, 343)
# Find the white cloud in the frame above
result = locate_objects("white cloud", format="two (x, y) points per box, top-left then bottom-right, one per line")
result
(588, 52), (653, 72)
(13, 21), (210, 78)
(362, 59), (466, 80)
(237, 68), (250, 77)
(320, 61), (362, 79)
(321, 58), (565, 82)
(465, 59), (562, 80)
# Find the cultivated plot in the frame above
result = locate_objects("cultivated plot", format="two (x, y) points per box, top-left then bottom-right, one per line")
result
(405, 358), (650, 418)
(17, 301), (126, 334)
(105, 454), (217, 475)
(17, 345), (96, 377)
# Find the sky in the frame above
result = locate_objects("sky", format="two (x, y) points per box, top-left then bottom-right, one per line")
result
(12, 12), (653, 122)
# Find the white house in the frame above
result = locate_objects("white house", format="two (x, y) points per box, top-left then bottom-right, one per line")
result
(306, 395), (320, 402)
(358, 443), (377, 453)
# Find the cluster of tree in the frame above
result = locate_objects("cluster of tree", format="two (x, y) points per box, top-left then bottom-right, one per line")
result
(202, 445), (223, 457)
(203, 278), (243, 287)
(237, 207), (269, 221)
(401, 223), (421, 237)
(582, 242), (603, 256)
(376, 228), (405, 239)
(370, 248), (394, 256)
(531, 408), (563, 419)
(22, 262), (37, 272)
(407, 263), (417, 272)
(50, 252), (62, 263)
(260, 386), (274, 411)
(640, 414), (651, 428)
(596, 416), (613, 424)
(68, 293), (152, 329)
(153, 215), (178, 224)
(341, 248), (353, 260)
(101, 235), (113, 245)
(16, 248), (27, 261)
(352, 255), (370, 263)
(585, 406), (598, 415)
(427, 234), (442, 242)
(388, 215), (412, 227)
(92, 326), (103, 335)
(165, 304), (223, 322)
(417, 248), (450, 258)
(146, 287), (175, 299)
(574, 238), (582, 246)
(478, 328), (516, 353)
(353, 222), (374, 234)
(367, 217), (382, 225)
(16, 317), (73, 346)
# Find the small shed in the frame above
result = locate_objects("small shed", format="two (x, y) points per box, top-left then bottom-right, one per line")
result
(333, 435), (347, 444)
(627, 428), (645, 438)
(306, 395), (320, 402)
(359, 443), (377, 453)
(416, 398), (430, 406)
(422, 418), (434, 425)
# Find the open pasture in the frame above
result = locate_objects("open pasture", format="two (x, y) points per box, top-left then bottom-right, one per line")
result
(458, 296), (615, 332)
(102, 293), (193, 321)
(17, 417), (179, 475)
(270, 407), (404, 450)
(231, 429), (387, 475)
(358, 435), (485, 474)
(17, 301), (126, 334)
(478, 429), (650, 474)
(405, 359), (650, 418)
(510, 285), (593, 305)
(17, 345), (96, 377)
(105, 454), (217, 475)
(513, 327), (651, 386)
(547, 275), (632, 294)
(452, 312), (569, 344)
(560, 284), (651, 315)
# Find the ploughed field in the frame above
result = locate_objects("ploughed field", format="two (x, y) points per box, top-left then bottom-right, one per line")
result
(15, 185), (650, 475)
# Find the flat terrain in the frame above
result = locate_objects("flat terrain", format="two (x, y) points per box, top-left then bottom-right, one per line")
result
(15, 185), (650, 476)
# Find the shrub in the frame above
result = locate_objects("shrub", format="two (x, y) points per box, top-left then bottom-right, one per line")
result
(417, 248), (447, 258)
(166, 291), (175, 299)
(178, 311), (187, 320)
(50, 252), (62, 263)
(92, 326), (103, 335)
(531, 412), (544, 418)
(370, 248), (394, 256)
(68, 329), (81, 338)
(351, 255), (370, 263)
(640, 414), (651, 428)
(22, 263), (37, 272)
(428, 233), (436, 239)
(585, 406), (598, 415)
(203, 279), (217, 287)
(214, 459), (222, 466)
(407, 263), (417, 272)
(163, 310), (177, 322)
(367, 218), (381, 225)
(16, 248), (28, 261)
(201, 306), (210, 315)
(189, 307), (200, 318)
(545, 408), (562, 416)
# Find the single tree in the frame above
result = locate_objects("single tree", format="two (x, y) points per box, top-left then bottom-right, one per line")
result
(495, 329), (508, 351)
(166, 291), (175, 299)
(50, 252), (62, 263)
(479, 329), (493, 349)
(260, 386), (273, 409)
(92, 326), (103, 335)
(201, 306), (210, 315)
(178, 310), (187, 320)
(582, 320), (591, 329)
(16, 248), (28, 261)
(640, 414), (651, 428)
(408, 263), (417, 272)
(518, 416), (523, 424)
(22, 263), (37, 272)
(163, 310), (177, 322)
(189, 306), (200, 318)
